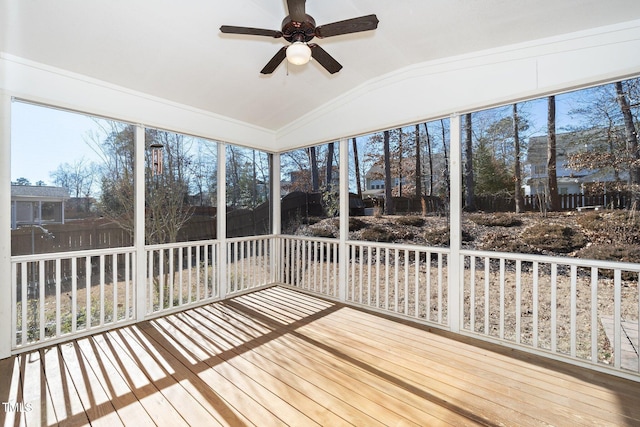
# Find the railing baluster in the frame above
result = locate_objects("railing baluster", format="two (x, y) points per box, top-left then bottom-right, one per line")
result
(570, 265), (577, 357)
(515, 260), (521, 344)
(470, 256), (475, 332)
(414, 249), (419, 317)
(533, 261), (539, 348)
(426, 251), (431, 322)
(394, 249), (399, 312)
(614, 269), (622, 369)
(551, 263), (557, 353)
(56, 258), (61, 337)
(591, 267), (598, 364)
(437, 253), (443, 325)
(499, 258), (505, 340)
(158, 250), (164, 312)
(484, 257), (490, 335)
(86, 256), (91, 328)
(404, 249), (409, 315)
(113, 253), (118, 322)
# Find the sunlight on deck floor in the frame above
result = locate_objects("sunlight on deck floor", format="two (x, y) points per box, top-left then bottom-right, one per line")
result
(1, 286), (639, 426)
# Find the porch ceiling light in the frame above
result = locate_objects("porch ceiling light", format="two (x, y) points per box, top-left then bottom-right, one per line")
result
(286, 42), (312, 65)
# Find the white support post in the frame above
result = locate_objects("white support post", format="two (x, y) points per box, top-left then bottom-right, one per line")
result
(448, 114), (462, 333)
(217, 143), (227, 299)
(135, 124), (147, 321)
(0, 92), (12, 358)
(338, 138), (349, 302)
(271, 153), (281, 284)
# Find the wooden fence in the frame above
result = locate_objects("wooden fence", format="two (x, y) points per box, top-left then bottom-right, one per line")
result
(473, 192), (631, 212)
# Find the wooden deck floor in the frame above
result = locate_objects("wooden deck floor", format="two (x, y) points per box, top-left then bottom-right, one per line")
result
(1, 286), (640, 426)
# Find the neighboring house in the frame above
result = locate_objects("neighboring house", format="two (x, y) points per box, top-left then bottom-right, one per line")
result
(524, 129), (628, 196)
(10, 185), (70, 229)
(364, 153), (448, 198)
(281, 167), (339, 195)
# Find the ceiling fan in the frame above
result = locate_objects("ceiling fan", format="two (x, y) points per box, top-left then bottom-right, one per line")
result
(220, 0), (379, 74)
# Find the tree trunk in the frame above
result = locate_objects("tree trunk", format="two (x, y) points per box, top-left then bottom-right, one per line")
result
(397, 128), (403, 197)
(415, 124), (422, 198)
(513, 103), (524, 213)
(547, 96), (560, 211)
(464, 113), (476, 211)
(325, 142), (335, 190)
(309, 146), (319, 192)
(441, 119), (450, 213)
(423, 123), (434, 196)
(383, 130), (395, 215)
(614, 81), (640, 187)
(352, 137), (362, 197)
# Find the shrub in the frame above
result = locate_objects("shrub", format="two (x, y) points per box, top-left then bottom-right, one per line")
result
(424, 227), (449, 246)
(479, 232), (540, 254)
(309, 226), (334, 238)
(577, 244), (640, 263)
(424, 227), (474, 247)
(468, 213), (522, 227)
(361, 225), (396, 242)
(521, 224), (586, 253)
(577, 243), (640, 279)
(349, 217), (367, 231)
(577, 210), (640, 245)
(395, 216), (425, 227)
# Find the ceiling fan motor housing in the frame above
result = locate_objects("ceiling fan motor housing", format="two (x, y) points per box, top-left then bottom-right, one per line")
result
(282, 15), (316, 43)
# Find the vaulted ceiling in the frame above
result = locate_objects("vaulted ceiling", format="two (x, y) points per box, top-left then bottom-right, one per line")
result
(3, 0), (640, 133)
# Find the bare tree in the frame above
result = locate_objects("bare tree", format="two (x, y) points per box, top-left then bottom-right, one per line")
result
(352, 137), (362, 197)
(463, 113), (476, 211)
(513, 104), (524, 213)
(547, 96), (560, 211)
(309, 146), (319, 192)
(615, 81), (640, 189)
(325, 142), (335, 190)
(414, 124), (422, 198)
(383, 130), (395, 215)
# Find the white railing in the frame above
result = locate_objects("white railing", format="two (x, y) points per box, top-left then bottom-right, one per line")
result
(11, 248), (136, 350)
(346, 241), (449, 328)
(145, 240), (220, 316)
(279, 236), (340, 299)
(461, 250), (640, 375)
(226, 235), (273, 296)
(10, 234), (640, 380)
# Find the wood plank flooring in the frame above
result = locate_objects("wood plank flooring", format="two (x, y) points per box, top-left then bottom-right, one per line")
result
(1, 286), (640, 426)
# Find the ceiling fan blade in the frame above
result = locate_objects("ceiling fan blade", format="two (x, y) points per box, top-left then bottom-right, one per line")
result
(287, 0), (306, 22)
(315, 14), (379, 38)
(220, 25), (283, 38)
(309, 44), (342, 74)
(260, 46), (288, 74)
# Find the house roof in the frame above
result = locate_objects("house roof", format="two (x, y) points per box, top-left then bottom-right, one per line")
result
(11, 185), (70, 201)
(3, 0), (640, 150)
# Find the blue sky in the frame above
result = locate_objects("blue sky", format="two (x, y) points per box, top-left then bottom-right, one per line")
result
(10, 101), (102, 185)
(8, 88), (592, 187)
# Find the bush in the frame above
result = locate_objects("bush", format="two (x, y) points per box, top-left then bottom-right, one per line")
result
(424, 227), (474, 247)
(468, 213), (522, 227)
(577, 244), (640, 263)
(309, 226), (335, 238)
(424, 227), (449, 246)
(395, 216), (425, 227)
(349, 217), (367, 231)
(479, 232), (540, 254)
(577, 243), (640, 279)
(578, 210), (640, 245)
(521, 224), (586, 253)
(361, 225), (396, 242)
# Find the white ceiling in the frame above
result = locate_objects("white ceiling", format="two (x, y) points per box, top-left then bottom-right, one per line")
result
(3, 0), (640, 132)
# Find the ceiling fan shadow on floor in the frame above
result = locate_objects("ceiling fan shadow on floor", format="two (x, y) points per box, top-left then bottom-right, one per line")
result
(220, 0), (379, 74)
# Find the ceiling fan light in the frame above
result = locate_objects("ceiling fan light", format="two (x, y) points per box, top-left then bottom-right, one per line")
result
(286, 42), (311, 65)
